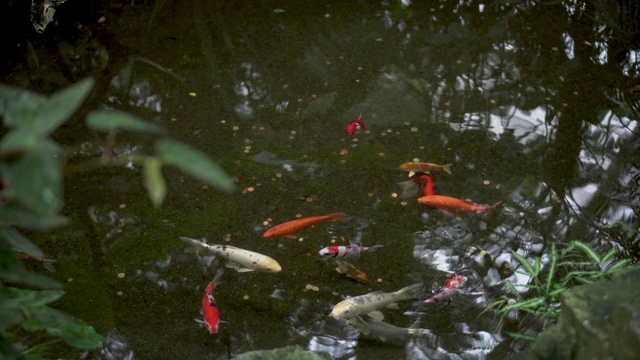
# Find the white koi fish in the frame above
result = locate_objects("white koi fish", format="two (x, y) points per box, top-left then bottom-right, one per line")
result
(179, 237), (282, 273)
(347, 316), (432, 346)
(330, 283), (423, 320)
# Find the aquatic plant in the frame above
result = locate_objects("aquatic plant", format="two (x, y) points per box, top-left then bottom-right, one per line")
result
(0, 78), (234, 358)
(483, 240), (632, 340)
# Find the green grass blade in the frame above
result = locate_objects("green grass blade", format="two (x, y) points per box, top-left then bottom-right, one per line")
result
(572, 241), (601, 263)
(545, 244), (558, 294)
(512, 251), (537, 276)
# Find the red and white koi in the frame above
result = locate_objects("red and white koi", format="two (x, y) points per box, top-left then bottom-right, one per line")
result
(424, 274), (466, 303)
(345, 113), (366, 135)
(319, 244), (385, 260)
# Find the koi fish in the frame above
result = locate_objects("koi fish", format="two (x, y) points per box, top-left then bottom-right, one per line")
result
(179, 237), (282, 273)
(334, 259), (368, 283)
(346, 114), (365, 135)
(397, 174), (435, 199)
(319, 244), (385, 260)
(399, 162), (452, 177)
(15, 251), (57, 272)
(417, 195), (502, 215)
(424, 275), (466, 303)
(196, 269), (224, 333)
(263, 212), (346, 239)
(330, 283), (423, 320)
(347, 316), (429, 346)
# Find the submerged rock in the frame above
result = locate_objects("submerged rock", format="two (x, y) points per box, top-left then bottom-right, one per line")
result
(232, 345), (330, 360)
(518, 265), (640, 360)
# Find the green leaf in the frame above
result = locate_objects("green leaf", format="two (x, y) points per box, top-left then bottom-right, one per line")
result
(0, 227), (44, 258)
(0, 150), (63, 215)
(143, 157), (167, 207)
(545, 244), (557, 294)
(86, 110), (165, 134)
(0, 78), (94, 136)
(273, 8), (286, 13)
(3, 287), (65, 310)
(606, 259), (631, 273)
(0, 203), (69, 230)
(512, 251), (536, 276)
(155, 139), (235, 192)
(22, 307), (105, 349)
(571, 241), (601, 263)
(500, 297), (545, 313)
(0, 129), (62, 155)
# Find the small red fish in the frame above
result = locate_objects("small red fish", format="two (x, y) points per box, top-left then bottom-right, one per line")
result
(15, 251), (57, 272)
(425, 275), (466, 303)
(416, 174), (435, 196)
(198, 269), (224, 334)
(345, 114), (366, 135)
(263, 212), (346, 239)
(318, 244), (385, 260)
(417, 195), (502, 215)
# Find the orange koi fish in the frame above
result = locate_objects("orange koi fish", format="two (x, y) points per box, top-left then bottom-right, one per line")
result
(417, 195), (502, 215)
(15, 251), (57, 272)
(425, 275), (466, 303)
(263, 212), (346, 239)
(346, 114), (365, 135)
(334, 259), (368, 283)
(399, 162), (452, 176)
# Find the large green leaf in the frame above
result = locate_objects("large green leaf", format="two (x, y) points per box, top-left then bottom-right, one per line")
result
(143, 157), (167, 207)
(0, 227), (44, 258)
(86, 110), (165, 134)
(155, 139), (235, 192)
(0, 203), (69, 230)
(0, 129), (61, 154)
(0, 78), (94, 136)
(23, 307), (104, 349)
(0, 150), (63, 215)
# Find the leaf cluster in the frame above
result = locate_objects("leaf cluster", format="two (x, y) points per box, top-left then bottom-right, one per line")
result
(483, 241), (631, 339)
(0, 78), (235, 358)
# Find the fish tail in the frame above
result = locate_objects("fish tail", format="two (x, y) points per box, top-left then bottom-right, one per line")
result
(179, 237), (208, 254)
(42, 259), (57, 272)
(328, 212), (347, 221)
(212, 268), (225, 285)
(442, 163), (453, 175)
(399, 283), (424, 300)
(369, 245), (385, 252)
(484, 200), (503, 215)
(491, 200), (503, 209)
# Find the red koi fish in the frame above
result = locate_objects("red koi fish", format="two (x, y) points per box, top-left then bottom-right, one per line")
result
(319, 244), (385, 260)
(397, 174), (435, 199)
(425, 275), (466, 303)
(15, 251), (57, 272)
(346, 114), (365, 135)
(263, 212), (346, 239)
(197, 269), (224, 334)
(334, 259), (368, 283)
(417, 195), (502, 215)
(399, 162), (452, 176)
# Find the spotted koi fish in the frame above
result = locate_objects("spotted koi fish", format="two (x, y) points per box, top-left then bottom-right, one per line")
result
(330, 283), (423, 320)
(399, 162), (452, 176)
(319, 244), (385, 260)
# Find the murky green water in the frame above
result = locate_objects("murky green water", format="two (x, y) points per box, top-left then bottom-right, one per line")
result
(2, 0), (639, 359)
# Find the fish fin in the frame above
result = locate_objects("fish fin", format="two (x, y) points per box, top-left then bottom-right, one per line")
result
(212, 268), (225, 283)
(179, 237), (206, 254)
(367, 311), (385, 321)
(328, 212), (347, 221)
(285, 234), (298, 239)
(385, 303), (400, 310)
(234, 267), (255, 273)
(408, 171), (416, 177)
(399, 283), (424, 300)
(442, 163), (453, 175)
(42, 259), (57, 272)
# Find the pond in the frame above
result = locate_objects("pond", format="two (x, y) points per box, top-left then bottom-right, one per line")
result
(1, 0), (639, 359)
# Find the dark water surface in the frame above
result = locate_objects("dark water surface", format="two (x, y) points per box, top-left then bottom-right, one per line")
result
(2, 1), (639, 359)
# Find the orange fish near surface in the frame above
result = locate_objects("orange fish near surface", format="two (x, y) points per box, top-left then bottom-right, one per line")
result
(263, 212), (346, 239)
(399, 162), (452, 175)
(418, 195), (502, 215)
